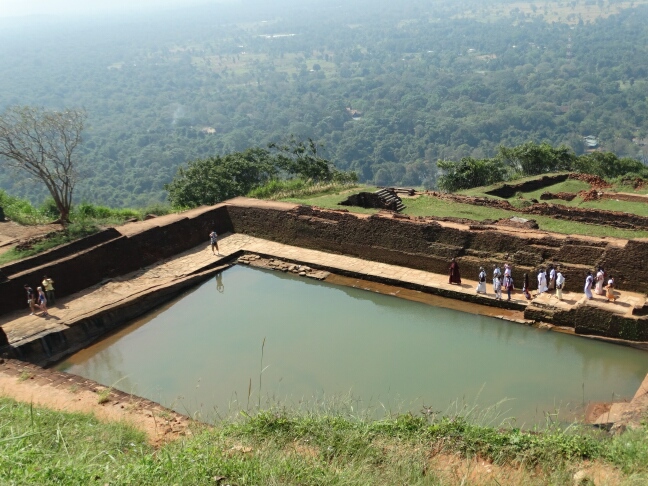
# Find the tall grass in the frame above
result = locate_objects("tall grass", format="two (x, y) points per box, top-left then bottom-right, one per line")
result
(248, 178), (359, 200)
(2, 395), (646, 485)
(0, 190), (175, 264)
(0, 190), (173, 226)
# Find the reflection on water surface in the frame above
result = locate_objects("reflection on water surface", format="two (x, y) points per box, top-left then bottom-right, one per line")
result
(57, 265), (648, 424)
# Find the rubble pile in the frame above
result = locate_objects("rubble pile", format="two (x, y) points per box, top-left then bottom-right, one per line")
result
(237, 254), (330, 280)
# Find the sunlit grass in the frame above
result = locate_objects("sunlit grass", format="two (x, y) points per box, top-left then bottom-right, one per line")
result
(3, 394), (647, 485)
(283, 188), (648, 239)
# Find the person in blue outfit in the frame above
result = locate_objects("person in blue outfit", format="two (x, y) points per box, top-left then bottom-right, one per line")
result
(209, 229), (220, 255)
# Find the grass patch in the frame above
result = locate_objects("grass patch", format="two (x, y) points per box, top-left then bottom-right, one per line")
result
(458, 172), (572, 198)
(0, 220), (101, 266)
(280, 184), (381, 214)
(466, 176), (648, 218)
(0, 190), (175, 265)
(247, 179), (359, 201)
(2, 396), (647, 485)
(515, 179), (591, 201)
(97, 388), (111, 404)
(283, 187), (648, 239)
(405, 197), (648, 238)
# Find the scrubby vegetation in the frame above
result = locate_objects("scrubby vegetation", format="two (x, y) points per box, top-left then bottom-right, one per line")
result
(165, 141), (357, 208)
(2, 396), (648, 485)
(247, 178), (358, 200)
(4, 1), (648, 205)
(0, 190), (172, 227)
(438, 142), (648, 192)
(0, 190), (173, 265)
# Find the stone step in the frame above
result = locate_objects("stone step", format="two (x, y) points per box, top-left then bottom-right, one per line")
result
(594, 402), (632, 425)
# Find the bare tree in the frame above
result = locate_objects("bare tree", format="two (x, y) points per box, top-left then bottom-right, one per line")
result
(0, 106), (86, 223)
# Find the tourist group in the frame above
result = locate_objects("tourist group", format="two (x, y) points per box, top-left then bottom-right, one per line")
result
(449, 259), (617, 302)
(23, 275), (55, 317)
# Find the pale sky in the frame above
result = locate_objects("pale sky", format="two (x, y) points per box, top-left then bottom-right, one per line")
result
(0, 0), (211, 19)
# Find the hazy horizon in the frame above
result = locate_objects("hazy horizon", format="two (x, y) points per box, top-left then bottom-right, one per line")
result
(0, 0), (218, 19)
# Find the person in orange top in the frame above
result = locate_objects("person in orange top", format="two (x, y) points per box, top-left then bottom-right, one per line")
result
(605, 277), (616, 302)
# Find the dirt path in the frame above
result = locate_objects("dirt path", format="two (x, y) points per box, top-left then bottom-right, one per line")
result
(0, 358), (198, 446)
(0, 221), (64, 256)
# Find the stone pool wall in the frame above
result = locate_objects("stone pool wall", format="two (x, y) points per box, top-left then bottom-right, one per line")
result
(0, 206), (232, 316)
(2, 198), (648, 345)
(226, 202), (648, 294)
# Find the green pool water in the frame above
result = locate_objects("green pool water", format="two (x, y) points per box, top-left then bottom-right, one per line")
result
(56, 265), (648, 424)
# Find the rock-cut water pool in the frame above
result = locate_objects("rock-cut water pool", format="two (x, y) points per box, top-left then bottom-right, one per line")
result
(57, 265), (648, 424)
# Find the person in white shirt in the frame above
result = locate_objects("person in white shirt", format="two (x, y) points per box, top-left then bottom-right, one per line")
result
(492, 264), (501, 293)
(584, 271), (594, 300)
(476, 267), (487, 294)
(555, 269), (565, 300)
(537, 268), (548, 294)
(494, 276), (502, 300)
(595, 267), (605, 295)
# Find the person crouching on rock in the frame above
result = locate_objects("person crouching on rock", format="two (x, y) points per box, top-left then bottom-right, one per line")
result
(449, 258), (461, 285)
(36, 287), (49, 316)
(476, 267), (487, 294)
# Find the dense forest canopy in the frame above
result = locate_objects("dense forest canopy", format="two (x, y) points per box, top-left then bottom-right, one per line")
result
(1, 0), (648, 206)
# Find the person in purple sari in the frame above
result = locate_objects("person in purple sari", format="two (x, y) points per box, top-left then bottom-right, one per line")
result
(449, 258), (461, 285)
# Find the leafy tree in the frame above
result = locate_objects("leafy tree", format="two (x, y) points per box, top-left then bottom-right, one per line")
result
(573, 152), (647, 179)
(0, 106), (85, 223)
(164, 148), (277, 208)
(165, 142), (357, 208)
(269, 137), (337, 181)
(437, 157), (507, 192)
(498, 142), (575, 176)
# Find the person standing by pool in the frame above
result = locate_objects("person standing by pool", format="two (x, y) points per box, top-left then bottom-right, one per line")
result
(503, 274), (514, 301)
(36, 287), (49, 316)
(556, 269), (565, 300)
(548, 264), (556, 291)
(606, 277), (616, 302)
(476, 267), (487, 294)
(492, 264), (501, 293)
(595, 267), (605, 295)
(522, 273), (531, 300)
(504, 263), (512, 278)
(584, 271), (594, 300)
(449, 258), (461, 285)
(24, 284), (36, 315)
(209, 229), (220, 256)
(494, 275), (502, 300)
(42, 275), (55, 305)
(537, 268), (548, 294)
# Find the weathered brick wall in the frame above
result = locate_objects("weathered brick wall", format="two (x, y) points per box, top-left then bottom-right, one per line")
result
(0, 206), (232, 317)
(226, 204), (648, 294)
